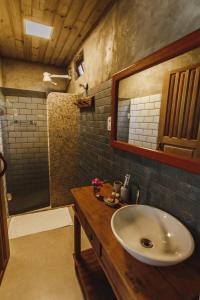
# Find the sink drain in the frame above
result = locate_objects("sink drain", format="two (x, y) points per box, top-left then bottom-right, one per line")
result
(140, 238), (153, 248)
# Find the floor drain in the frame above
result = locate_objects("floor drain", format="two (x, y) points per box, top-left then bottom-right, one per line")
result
(140, 238), (153, 248)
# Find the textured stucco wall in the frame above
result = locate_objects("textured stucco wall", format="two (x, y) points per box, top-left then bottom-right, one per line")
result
(67, 4), (116, 94)
(119, 47), (200, 99)
(47, 93), (79, 207)
(1, 58), (67, 93)
(114, 0), (200, 72)
(67, 0), (200, 94)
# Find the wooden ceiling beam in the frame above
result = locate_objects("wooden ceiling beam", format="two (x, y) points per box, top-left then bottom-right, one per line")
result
(55, 0), (99, 66)
(21, 0), (32, 61)
(6, 0), (24, 60)
(31, 2), (47, 62)
(64, 0), (115, 67)
(0, 0), (115, 67)
(0, 0), (17, 58)
(43, 0), (72, 65)
(35, 1), (56, 62)
(49, 0), (85, 65)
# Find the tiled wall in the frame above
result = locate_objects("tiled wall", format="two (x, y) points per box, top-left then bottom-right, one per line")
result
(2, 95), (49, 194)
(78, 79), (200, 251)
(117, 99), (130, 142)
(129, 94), (161, 149)
(0, 89), (5, 152)
(0, 120), (3, 153)
(0, 89), (8, 217)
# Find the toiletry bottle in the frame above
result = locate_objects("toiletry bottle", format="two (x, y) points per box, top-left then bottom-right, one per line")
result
(111, 192), (116, 203)
(120, 174), (130, 203)
(115, 193), (120, 202)
(120, 186), (129, 203)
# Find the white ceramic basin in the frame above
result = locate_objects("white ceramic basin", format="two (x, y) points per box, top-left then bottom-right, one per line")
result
(111, 205), (194, 266)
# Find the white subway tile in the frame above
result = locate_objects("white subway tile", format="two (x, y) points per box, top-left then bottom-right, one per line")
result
(145, 102), (155, 109)
(141, 110), (149, 117)
(134, 116), (144, 122)
(148, 110), (156, 116)
(151, 143), (157, 150)
(154, 101), (161, 109)
(143, 141), (152, 148)
(138, 135), (145, 141)
(131, 97), (140, 104)
(146, 136), (157, 143)
(143, 129), (153, 135)
(131, 98), (138, 104)
(149, 94), (161, 102)
(153, 129), (158, 137)
(135, 128), (143, 134)
(148, 122), (158, 130)
(137, 103), (145, 110)
(129, 128), (135, 134)
(130, 109), (139, 116)
(139, 96), (150, 104)
(144, 116), (154, 123)
(132, 134), (139, 140)
(154, 108), (160, 116)
(131, 104), (137, 110)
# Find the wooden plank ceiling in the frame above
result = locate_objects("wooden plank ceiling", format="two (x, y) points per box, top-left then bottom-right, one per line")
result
(0, 0), (114, 67)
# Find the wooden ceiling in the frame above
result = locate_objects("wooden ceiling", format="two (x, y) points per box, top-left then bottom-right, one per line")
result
(0, 0), (114, 67)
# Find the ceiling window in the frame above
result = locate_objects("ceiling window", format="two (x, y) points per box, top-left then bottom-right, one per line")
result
(74, 51), (84, 79)
(24, 20), (53, 39)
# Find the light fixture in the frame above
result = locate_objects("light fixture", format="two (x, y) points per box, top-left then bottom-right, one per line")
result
(24, 20), (53, 39)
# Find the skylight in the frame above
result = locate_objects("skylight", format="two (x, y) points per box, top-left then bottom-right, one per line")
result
(24, 20), (53, 39)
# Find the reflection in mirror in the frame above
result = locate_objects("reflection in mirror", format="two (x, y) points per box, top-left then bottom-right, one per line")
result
(117, 47), (200, 159)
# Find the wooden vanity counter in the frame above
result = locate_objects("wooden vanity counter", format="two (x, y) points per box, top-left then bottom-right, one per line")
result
(71, 184), (200, 300)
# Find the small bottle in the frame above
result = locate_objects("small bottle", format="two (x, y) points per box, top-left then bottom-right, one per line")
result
(111, 192), (116, 203)
(120, 186), (129, 203)
(115, 193), (120, 201)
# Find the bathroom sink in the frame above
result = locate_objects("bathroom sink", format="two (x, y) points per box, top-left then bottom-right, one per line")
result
(111, 205), (194, 266)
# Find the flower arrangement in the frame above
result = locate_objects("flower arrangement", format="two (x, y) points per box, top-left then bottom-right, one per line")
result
(91, 178), (103, 194)
(92, 178), (103, 187)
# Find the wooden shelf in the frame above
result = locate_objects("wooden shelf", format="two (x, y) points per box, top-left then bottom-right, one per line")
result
(74, 249), (116, 300)
(74, 96), (94, 108)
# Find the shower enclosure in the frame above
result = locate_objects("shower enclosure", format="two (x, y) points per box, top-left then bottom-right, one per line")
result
(0, 89), (79, 215)
(1, 90), (50, 215)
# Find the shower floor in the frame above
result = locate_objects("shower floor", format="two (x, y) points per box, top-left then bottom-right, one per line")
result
(8, 187), (50, 215)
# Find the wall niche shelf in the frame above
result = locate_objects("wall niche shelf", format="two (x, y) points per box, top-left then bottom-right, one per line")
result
(74, 96), (95, 108)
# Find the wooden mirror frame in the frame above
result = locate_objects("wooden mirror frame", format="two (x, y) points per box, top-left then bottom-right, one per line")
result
(111, 29), (200, 174)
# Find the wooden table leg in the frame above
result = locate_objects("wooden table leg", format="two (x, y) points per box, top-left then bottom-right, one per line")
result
(74, 213), (81, 259)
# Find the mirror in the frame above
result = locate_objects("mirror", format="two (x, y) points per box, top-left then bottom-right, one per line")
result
(111, 29), (200, 174)
(117, 47), (200, 157)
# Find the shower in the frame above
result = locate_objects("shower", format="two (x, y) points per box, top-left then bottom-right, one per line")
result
(43, 72), (71, 85)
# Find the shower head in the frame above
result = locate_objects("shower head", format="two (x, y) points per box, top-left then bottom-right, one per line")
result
(43, 72), (71, 85)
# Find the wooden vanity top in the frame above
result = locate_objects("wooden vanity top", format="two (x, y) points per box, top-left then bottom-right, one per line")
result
(71, 184), (200, 300)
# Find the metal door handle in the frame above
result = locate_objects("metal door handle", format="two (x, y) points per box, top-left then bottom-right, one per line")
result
(0, 153), (7, 177)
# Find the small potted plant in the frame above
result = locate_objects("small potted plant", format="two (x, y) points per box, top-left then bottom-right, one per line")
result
(91, 178), (103, 195)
